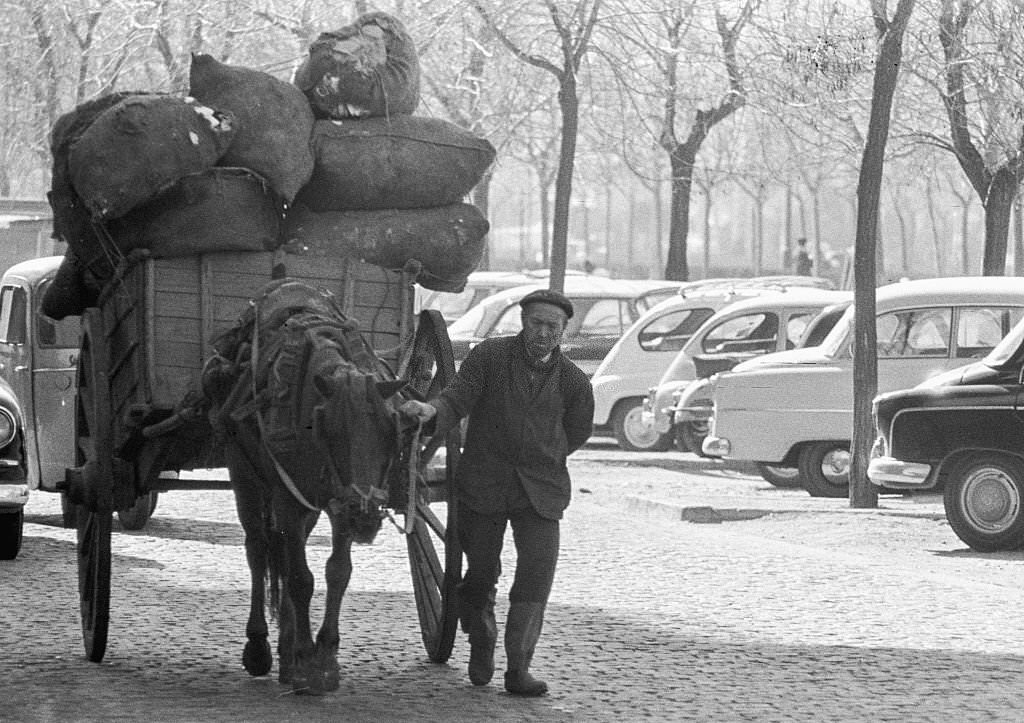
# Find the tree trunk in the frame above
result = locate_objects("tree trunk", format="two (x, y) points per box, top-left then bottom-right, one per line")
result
(982, 169), (1016, 275)
(473, 168), (493, 271)
(548, 73), (580, 293)
(1015, 191), (1024, 275)
(665, 151), (695, 281)
(850, 0), (916, 509)
(703, 190), (712, 277)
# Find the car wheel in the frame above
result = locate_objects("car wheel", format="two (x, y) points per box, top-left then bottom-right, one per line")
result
(0, 508), (24, 560)
(756, 463), (802, 488)
(798, 442), (850, 498)
(117, 491), (158, 531)
(611, 399), (672, 452)
(673, 400), (711, 456)
(943, 454), (1024, 552)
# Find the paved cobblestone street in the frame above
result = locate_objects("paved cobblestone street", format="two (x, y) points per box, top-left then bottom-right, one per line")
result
(4, 439), (1024, 722)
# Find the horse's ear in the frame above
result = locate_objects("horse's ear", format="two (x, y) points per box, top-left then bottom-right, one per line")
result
(375, 380), (406, 401)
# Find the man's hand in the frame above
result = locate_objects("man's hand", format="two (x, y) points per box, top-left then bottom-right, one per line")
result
(399, 399), (437, 423)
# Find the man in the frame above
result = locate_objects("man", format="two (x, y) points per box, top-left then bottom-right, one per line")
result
(401, 288), (594, 696)
(795, 237), (813, 276)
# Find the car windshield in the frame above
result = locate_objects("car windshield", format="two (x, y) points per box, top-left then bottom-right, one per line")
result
(446, 297), (492, 337)
(985, 314), (1024, 366)
(817, 307), (853, 358)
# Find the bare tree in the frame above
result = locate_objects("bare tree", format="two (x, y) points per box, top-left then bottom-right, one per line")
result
(472, 0), (602, 292)
(849, 0), (915, 509)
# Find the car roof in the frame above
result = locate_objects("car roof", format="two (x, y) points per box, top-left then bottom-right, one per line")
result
(678, 275), (835, 296)
(875, 276), (1024, 308)
(477, 277), (681, 306)
(0, 255), (63, 286)
(702, 288), (852, 315)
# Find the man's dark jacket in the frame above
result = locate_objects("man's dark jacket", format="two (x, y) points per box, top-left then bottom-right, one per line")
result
(431, 334), (594, 520)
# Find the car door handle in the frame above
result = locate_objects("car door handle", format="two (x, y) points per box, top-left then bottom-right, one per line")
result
(14, 365), (27, 372)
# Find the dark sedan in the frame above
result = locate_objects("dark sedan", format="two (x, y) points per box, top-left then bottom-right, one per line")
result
(870, 316), (1024, 552)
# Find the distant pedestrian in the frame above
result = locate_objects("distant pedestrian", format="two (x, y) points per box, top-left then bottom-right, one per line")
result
(795, 238), (812, 276)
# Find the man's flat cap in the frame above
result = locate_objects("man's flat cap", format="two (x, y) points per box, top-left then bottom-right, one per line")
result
(519, 288), (574, 319)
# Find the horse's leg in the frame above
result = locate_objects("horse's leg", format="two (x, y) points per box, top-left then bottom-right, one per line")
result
(274, 496), (322, 694)
(314, 512), (354, 692)
(224, 441), (273, 677)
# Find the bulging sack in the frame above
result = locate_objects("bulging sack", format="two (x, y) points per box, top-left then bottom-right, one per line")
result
(293, 12), (419, 119)
(284, 203), (489, 291)
(49, 91), (147, 281)
(189, 54), (315, 203)
(68, 94), (236, 220)
(106, 167), (285, 257)
(295, 116), (496, 211)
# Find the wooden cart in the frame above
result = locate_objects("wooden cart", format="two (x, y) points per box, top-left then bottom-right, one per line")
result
(61, 248), (463, 665)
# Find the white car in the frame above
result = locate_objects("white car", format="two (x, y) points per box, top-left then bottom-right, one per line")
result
(592, 276), (838, 451)
(703, 277), (1024, 497)
(643, 287), (852, 450)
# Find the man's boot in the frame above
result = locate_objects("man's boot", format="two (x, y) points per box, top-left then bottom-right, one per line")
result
(503, 601), (548, 696)
(458, 584), (497, 685)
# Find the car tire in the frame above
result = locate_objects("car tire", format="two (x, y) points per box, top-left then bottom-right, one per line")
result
(673, 399), (711, 456)
(611, 399), (672, 452)
(0, 508), (24, 560)
(798, 442), (850, 498)
(943, 454), (1024, 552)
(117, 491), (159, 531)
(756, 463), (802, 488)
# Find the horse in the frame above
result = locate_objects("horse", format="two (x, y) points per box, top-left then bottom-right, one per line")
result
(203, 279), (412, 695)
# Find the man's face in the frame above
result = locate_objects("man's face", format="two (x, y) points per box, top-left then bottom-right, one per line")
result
(521, 302), (568, 360)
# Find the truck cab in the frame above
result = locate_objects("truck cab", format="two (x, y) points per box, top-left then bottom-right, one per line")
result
(0, 257), (79, 495)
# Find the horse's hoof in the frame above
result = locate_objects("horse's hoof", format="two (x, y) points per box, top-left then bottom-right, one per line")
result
(243, 639), (273, 677)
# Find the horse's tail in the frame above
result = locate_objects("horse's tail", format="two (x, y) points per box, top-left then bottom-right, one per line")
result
(266, 520), (285, 622)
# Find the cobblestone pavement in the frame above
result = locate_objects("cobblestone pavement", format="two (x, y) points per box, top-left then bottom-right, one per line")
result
(3, 439), (1024, 722)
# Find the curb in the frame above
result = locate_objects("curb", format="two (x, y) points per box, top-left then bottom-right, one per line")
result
(625, 495), (947, 524)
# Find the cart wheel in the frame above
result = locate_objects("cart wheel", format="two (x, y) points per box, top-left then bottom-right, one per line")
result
(77, 508), (111, 662)
(74, 308), (115, 662)
(405, 310), (462, 662)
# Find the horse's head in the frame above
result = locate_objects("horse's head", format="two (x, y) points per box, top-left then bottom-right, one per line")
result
(312, 366), (407, 542)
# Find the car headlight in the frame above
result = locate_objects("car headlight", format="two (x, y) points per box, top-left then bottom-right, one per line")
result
(0, 408), (18, 449)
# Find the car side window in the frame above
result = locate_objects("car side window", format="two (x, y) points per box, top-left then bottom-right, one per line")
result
(638, 307), (714, 352)
(877, 307), (951, 358)
(36, 280), (82, 348)
(701, 313), (779, 354)
(0, 286), (27, 344)
(578, 299), (624, 337)
(956, 306), (1024, 358)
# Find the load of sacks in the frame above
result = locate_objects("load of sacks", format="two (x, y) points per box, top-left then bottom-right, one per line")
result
(43, 11), (495, 320)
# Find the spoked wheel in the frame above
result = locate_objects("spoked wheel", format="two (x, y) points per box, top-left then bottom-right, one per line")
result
(72, 308), (115, 662)
(403, 310), (462, 663)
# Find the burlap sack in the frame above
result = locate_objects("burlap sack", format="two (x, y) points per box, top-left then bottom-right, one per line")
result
(48, 92), (146, 283)
(68, 94), (236, 220)
(293, 12), (419, 119)
(294, 116), (495, 211)
(106, 167), (284, 257)
(189, 54), (315, 203)
(283, 203), (488, 292)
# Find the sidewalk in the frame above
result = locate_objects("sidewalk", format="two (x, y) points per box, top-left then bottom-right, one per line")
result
(575, 442), (946, 524)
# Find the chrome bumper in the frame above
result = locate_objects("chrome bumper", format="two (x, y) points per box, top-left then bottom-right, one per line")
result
(0, 483), (28, 507)
(702, 435), (730, 458)
(867, 456), (934, 489)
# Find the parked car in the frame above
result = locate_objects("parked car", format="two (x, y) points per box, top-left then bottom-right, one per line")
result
(669, 296), (853, 486)
(591, 282), (829, 452)
(703, 277), (1024, 498)
(419, 269), (588, 325)
(0, 256), (158, 535)
(642, 287), (852, 453)
(869, 316), (1024, 552)
(0, 375), (28, 560)
(446, 276), (682, 377)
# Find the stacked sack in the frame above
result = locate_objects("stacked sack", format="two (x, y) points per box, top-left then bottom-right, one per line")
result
(285, 11), (494, 292)
(43, 10), (494, 319)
